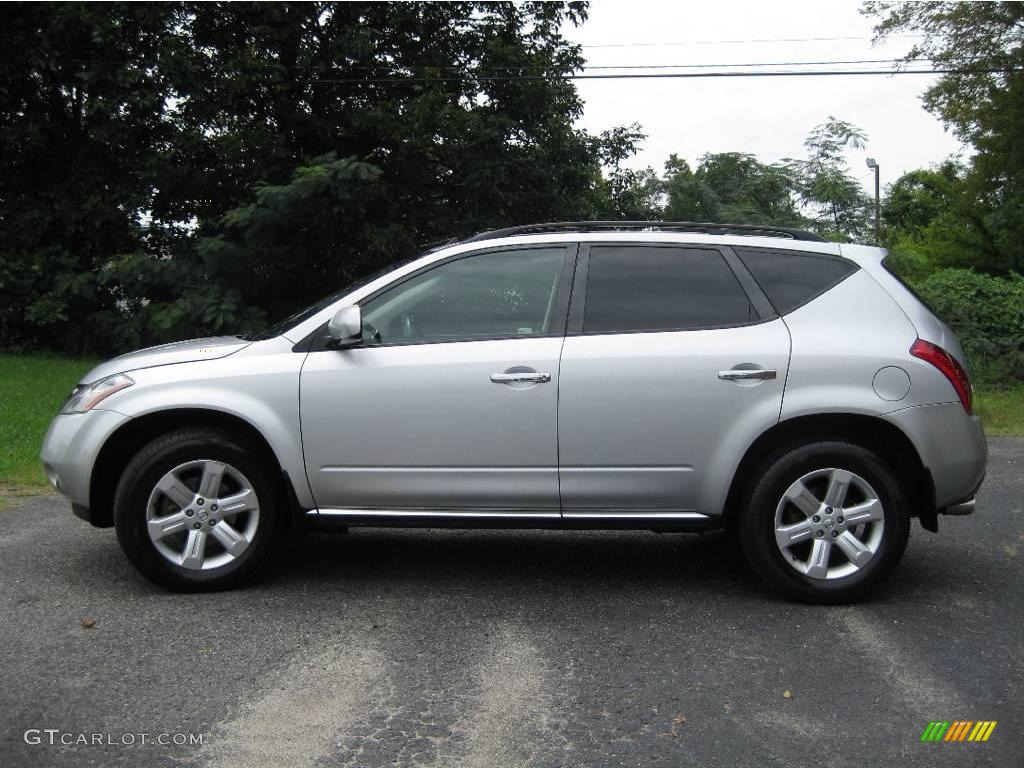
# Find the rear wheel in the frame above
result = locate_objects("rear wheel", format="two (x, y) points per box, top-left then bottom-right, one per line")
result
(114, 428), (285, 591)
(738, 441), (910, 604)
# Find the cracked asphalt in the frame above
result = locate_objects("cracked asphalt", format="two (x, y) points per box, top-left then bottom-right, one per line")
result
(1, 438), (1022, 767)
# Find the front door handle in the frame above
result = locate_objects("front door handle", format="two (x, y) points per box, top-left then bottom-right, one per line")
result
(718, 369), (777, 381)
(490, 372), (552, 384)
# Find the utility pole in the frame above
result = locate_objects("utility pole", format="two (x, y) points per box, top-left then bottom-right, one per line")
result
(866, 157), (880, 245)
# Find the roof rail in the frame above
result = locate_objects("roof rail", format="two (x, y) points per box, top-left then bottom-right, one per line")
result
(462, 220), (827, 243)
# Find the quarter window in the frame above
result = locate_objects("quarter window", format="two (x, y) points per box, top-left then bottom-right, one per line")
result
(736, 248), (858, 315)
(360, 247), (566, 345)
(582, 246), (758, 333)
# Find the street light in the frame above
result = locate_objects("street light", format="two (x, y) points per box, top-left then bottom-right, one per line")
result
(866, 157), (880, 245)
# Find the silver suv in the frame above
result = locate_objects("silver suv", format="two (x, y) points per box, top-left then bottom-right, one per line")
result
(40, 222), (987, 602)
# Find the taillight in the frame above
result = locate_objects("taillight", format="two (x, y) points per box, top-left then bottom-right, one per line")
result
(910, 338), (972, 413)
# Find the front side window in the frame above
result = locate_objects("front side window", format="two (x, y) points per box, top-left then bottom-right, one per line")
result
(360, 247), (566, 345)
(583, 245), (758, 333)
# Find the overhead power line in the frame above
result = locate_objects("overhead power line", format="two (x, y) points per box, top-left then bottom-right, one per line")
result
(40, 53), (980, 77)
(577, 34), (925, 48)
(551, 68), (1014, 79)
(302, 68), (1019, 85)
(369, 58), (943, 73)
(315, 57), (949, 77)
(283, 56), (960, 75)
(580, 58), (934, 70)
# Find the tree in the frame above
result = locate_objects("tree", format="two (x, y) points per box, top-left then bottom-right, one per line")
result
(176, 1), (612, 326)
(784, 118), (873, 240)
(0, 3), (187, 352)
(661, 155), (703, 221)
(883, 163), (963, 240)
(0, 2), (625, 354)
(168, 1), (601, 236)
(865, 1), (1024, 272)
(589, 124), (665, 219)
(196, 154), (389, 330)
(881, 160), (1014, 278)
(594, 167), (664, 220)
(698, 153), (800, 225)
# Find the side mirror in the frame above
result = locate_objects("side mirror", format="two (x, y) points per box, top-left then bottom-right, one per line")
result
(327, 305), (362, 347)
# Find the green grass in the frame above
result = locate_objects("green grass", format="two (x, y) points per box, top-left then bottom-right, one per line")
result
(1, 354), (98, 492)
(974, 384), (1024, 436)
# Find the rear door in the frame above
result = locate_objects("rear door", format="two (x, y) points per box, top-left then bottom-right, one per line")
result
(557, 243), (791, 518)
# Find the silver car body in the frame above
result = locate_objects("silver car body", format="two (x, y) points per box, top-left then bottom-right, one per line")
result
(41, 232), (987, 530)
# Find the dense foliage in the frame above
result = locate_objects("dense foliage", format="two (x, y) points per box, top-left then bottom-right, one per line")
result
(866, 1), (1024, 275)
(913, 269), (1024, 384)
(1, 1), (612, 353)
(599, 119), (874, 239)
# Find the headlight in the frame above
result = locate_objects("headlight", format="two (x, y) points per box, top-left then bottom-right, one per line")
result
(60, 373), (135, 414)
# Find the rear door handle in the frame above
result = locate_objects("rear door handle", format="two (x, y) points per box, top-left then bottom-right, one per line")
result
(718, 369), (777, 381)
(490, 372), (551, 384)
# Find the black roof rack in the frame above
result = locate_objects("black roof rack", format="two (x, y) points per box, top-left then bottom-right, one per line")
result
(462, 220), (826, 243)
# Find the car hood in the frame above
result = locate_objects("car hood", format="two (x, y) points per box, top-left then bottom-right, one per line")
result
(81, 336), (252, 383)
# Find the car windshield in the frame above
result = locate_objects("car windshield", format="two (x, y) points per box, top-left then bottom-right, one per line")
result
(242, 248), (442, 342)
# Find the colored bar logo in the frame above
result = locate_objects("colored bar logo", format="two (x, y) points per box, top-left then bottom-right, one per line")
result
(921, 721), (997, 742)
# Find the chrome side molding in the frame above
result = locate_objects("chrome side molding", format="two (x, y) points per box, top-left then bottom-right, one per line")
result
(309, 508), (716, 528)
(314, 508), (561, 520)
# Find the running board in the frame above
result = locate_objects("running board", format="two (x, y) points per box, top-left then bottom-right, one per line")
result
(308, 508), (719, 531)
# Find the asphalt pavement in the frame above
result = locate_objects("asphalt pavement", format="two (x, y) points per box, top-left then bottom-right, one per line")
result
(1, 439), (1022, 767)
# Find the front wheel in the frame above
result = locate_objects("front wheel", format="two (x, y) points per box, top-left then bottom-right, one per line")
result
(114, 428), (285, 591)
(738, 441), (910, 604)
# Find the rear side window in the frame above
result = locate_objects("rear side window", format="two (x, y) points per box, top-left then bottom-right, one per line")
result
(735, 247), (857, 315)
(583, 245), (758, 333)
(881, 256), (937, 313)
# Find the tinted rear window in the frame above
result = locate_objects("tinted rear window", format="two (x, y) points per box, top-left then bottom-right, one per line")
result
(881, 256), (937, 313)
(583, 245), (758, 333)
(736, 248), (858, 315)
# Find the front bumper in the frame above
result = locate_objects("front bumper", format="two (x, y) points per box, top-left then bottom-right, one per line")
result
(39, 409), (127, 509)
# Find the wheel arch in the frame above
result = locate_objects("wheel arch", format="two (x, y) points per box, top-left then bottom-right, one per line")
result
(88, 408), (305, 528)
(722, 413), (936, 532)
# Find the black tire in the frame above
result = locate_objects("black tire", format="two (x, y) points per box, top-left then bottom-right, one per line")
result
(113, 428), (285, 591)
(738, 440), (910, 604)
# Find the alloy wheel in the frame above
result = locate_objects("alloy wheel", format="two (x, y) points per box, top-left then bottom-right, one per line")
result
(145, 459), (260, 570)
(773, 467), (885, 580)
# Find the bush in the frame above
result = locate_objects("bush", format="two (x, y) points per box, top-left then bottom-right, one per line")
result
(882, 237), (940, 283)
(911, 268), (1024, 386)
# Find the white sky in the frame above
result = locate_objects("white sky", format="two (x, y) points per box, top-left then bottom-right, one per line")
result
(562, 0), (967, 193)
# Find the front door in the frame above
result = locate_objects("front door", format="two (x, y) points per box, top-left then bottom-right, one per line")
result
(300, 245), (573, 515)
